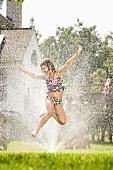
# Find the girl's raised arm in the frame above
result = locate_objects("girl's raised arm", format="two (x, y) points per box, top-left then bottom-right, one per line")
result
(57, 45), (82, 73)
(17, 65), (46, 79)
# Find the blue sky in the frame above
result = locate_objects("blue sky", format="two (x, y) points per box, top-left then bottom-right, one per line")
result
(22, 0), (113, 41)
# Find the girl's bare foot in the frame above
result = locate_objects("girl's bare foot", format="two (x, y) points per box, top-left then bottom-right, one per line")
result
(31, 131), (37, 137)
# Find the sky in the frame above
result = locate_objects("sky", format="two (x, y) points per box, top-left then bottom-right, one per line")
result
(22, 0), (113, 41)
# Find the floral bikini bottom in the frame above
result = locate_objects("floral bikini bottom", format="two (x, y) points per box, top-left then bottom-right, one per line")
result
(46, 95), (62, 106)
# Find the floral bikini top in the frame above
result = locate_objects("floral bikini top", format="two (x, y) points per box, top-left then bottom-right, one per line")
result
(46, 73), (67, 93)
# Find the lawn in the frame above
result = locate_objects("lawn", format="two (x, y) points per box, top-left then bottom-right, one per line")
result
(0, 142), (113, 170)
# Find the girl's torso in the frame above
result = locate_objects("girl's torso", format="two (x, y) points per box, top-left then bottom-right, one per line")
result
(46, 72), (66, 99)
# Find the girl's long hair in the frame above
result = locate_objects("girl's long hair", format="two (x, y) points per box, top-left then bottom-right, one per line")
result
(40, 58), (56, 73)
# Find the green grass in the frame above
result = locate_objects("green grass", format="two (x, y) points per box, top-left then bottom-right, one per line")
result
(0, 152), (113, 170)
(0, 142), (113, 170)
(7, 141), (113, 153)
(7, 141), (43, 152)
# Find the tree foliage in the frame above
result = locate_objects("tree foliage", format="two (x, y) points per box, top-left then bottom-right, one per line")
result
(40, 19), (104, 87)
(40, 20), (113, 143)
(29, 17), (42, 43)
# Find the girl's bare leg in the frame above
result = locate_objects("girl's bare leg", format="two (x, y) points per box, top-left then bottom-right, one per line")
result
(39, 104), (66, 124)
(31, 99), (54, 137)
(39, 111), (61, 123)
(39, 113), (46, 118)
(31, 113), (51, 137)
(32, 112), (60, 137)
(52, 111), (59, 122)
(54, 104), (66, 125)
(39, 111), (56, 121)
(31, 100), (66, 137)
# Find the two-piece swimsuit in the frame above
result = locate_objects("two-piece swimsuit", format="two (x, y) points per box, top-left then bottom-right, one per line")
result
(46, 73), (66, 106)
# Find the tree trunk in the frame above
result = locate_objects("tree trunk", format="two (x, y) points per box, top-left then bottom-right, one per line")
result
(108, 131), (112, 143)
(101, 129), (105, 143)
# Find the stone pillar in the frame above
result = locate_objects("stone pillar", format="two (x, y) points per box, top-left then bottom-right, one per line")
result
(6, 0), (22, 28)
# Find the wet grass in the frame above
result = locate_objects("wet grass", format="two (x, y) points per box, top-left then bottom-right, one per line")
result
(0, 142), (113, 170)
(7, 141), (113, 153)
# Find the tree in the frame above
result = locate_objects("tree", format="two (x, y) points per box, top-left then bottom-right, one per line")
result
(29, 17), (42, 43)
(40, 19), (103, 90)
(40, 20), (113, 143)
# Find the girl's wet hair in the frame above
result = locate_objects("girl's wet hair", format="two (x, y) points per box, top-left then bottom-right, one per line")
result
(40, 58), (56, 73)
